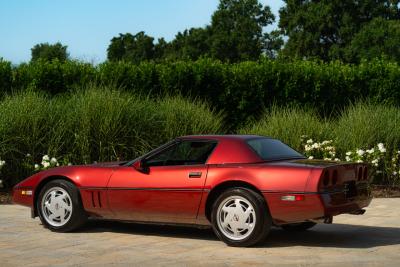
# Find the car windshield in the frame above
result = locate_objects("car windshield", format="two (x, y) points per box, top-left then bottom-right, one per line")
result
(246, 138), (305, 161)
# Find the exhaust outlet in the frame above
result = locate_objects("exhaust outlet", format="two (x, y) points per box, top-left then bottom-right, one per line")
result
(348, 209), (366, 215)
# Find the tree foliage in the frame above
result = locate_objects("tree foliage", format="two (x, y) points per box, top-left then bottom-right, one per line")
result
(31, 42), (69, 62)
(279, 0), (400, 61)
(209, 0), (276, 61)
(107, 32), (155, 63)
(106, 0), (280, 63)
(345, 18), (400, 63)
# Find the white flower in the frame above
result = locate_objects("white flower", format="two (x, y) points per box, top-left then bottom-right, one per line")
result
(68, 163), (72, 166)
(346, 151), (352, 156)
(50, 157), (57, 164)
(42, 162), (50, 168)
(345, 156), (351, 162)
(304, 145), (312, 151)
(0, 160), (5, 166)
(377, 143), (386, 153)
(42, 155), (50, 161)
(56, 163), (60, 166)
(322, 140), (331, 145)
(0, 179), (3, 188)
(376, 170), (383, 174)
(366, 148), (374, 154)
(356, 149), (365, 156)
(393, 171), (398, 176)
(398, 150), (400, 154)
(306, 139), (313, 144)
(308, 156), (314, 160)
(26, 153), (31, 157)
(34, 164), (39, 170)
(324, 158), (330, 160)
(356, 160), (363, 163)
(372, 159), (379, 164)
(334, 158), (340, 161)
(312, 143), (320, 149)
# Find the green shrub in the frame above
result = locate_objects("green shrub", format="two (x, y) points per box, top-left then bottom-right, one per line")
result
(334, 102), (400, 155)
(239, 106), (331, 151)
(13, 59), (96, 94)
(0, 59), (12, 95)
(0, 86), (224, 187)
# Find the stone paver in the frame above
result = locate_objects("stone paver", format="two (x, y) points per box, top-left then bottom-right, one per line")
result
(0, 198), (400, 266)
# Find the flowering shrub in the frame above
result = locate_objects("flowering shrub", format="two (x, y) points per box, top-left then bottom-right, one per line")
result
(300, 136), (399, 185)
(0, 158), (5, 188)
(301, 135), (339, 161)
(33, 155), (73, 172)
(34, 155), (59, 171)
(389, 151), (400, 186)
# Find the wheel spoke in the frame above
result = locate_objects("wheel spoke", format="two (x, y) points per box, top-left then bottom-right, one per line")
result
(41, 187), (73, 227)
(217, 195), (257, 241)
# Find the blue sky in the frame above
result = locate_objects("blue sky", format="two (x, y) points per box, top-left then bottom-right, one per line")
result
(0, 0), (283, 63)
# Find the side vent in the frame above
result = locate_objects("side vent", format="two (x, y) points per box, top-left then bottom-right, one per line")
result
(91, 191), (96, 207)
(90, 191), (102, 208)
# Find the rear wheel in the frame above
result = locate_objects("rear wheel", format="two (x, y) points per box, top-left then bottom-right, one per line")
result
(37, 179), (87, 232)
(281, 221), (316, 231)
(211, 187), (271, 247)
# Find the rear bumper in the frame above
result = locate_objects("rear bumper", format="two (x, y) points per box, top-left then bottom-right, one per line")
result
(320, 182), (372, 216)
(263, 182), (372, 224)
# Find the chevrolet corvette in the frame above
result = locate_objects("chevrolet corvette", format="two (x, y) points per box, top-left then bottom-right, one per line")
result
(13, 135), (372, 247)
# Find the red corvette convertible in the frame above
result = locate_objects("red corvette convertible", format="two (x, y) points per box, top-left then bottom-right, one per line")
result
(13, 135), (372, 246)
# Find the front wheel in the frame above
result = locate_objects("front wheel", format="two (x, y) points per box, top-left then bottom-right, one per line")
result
(211, 188), (271, 247)
(37, 179), (87, 232)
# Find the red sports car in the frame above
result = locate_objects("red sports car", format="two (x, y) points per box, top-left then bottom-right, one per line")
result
(13, 135), (372, 247)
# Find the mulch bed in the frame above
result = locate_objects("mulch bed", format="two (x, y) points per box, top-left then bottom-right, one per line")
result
(1, 186), (399, 205)
(0, 191), (13, 204)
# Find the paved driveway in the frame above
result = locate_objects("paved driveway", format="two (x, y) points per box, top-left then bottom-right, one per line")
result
(1, 198), (399, 267)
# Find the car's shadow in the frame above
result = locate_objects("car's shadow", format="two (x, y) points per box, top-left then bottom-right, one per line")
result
(71, 219), (400, 249)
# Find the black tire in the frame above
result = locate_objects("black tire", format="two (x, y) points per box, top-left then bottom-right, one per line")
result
(211, 187), (272, 247)
(281, 221), (316, 231)
(37, 179), (87, 232)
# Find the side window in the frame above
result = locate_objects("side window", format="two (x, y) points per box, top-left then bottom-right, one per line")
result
(145, 141), (216, 167)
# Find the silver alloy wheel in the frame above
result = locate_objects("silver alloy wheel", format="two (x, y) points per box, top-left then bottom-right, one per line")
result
(216, 195), (256, 241)
(41, 187), (73, 227)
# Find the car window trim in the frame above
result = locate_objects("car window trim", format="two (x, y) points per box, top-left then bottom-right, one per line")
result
(146, 139), (218, 167)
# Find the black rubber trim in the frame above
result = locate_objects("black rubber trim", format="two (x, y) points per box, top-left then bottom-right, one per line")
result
(79, 186), (210, 192)
(260, 190), (346, 195)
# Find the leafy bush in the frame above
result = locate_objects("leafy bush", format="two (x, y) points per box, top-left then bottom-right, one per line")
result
(5, 59), (400, 129)
(0, 86), (224, 188)
(13, 59), (96, 94)
(0, 59), (12, 95)
(239, 105), (331, 151)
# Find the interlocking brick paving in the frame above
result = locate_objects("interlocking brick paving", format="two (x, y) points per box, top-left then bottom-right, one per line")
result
(1, 198), (399, 266)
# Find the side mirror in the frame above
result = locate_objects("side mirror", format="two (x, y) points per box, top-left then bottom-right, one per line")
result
(132, 159), (149, 174)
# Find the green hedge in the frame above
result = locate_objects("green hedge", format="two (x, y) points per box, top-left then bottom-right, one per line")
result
(3, 58), (400, 128)
(0, 59), (12, 94)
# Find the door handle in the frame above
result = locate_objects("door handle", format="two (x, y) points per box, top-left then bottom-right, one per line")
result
(188, 172), (202, 178)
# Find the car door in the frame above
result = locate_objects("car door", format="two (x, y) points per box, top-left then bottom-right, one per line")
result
(107, 139), (217, 224)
